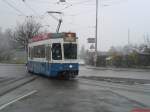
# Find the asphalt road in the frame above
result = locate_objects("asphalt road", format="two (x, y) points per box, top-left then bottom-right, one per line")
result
(80, 66), (150, 80)
(0, 64), (150, 112)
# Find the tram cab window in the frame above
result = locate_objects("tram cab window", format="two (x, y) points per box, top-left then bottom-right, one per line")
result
(52, 43), (62, 60)
(63, 43), (77, 59)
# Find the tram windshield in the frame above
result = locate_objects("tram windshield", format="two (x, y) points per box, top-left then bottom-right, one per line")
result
(63, 43), (77, 59)
(52, 43), (62, 60)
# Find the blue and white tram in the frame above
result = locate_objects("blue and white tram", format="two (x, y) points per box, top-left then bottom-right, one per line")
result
(27, 32), (79, 79)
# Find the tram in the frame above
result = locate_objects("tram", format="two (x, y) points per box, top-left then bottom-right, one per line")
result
(27, 32), (79, 79)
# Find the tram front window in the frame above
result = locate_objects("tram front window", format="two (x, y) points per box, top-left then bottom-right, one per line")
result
(52, 43), (62, 60)
(64, 43), (77, 59)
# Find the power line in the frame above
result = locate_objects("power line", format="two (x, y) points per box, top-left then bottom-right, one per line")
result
(25, 0), (56, 5)
(102, 0), (128, 6)
(59, 0), (94, 11)
(59, 0), (128, 11)
(22, 0), (39, 16)
(21, 0), (47, 24)
(2, 0), (26, 16)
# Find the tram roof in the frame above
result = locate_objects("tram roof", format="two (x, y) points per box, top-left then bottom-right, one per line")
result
(30, 32), (76, 43)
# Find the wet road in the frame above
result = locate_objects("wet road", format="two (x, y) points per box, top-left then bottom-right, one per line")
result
(0, 64), (150, 112)
(0, 64), (28, 78)
(80, 66), (150, 80)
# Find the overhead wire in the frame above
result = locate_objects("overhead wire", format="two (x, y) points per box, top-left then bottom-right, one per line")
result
(60, 0), (128, 11)
(22, 0), (39, 16)
(61, 0), (129, 33)
(24, 1), (56, 31)
(26, 0), (57, 5)
(102, 0), (128, 6)
(2, 0), (26, 16)
(2, 0), (129, 31)
(59, 0), (94, 11)
(63, 0), (129, 17)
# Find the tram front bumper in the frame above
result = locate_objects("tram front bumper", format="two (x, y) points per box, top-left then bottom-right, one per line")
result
(50, 63), (79, 77)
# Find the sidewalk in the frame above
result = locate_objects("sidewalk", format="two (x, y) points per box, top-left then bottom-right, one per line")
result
(79, 66), (150, 83)
(86, 66), (150, 72)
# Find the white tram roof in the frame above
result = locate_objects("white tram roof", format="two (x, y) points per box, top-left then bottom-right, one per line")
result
(29, 32), (76, 43)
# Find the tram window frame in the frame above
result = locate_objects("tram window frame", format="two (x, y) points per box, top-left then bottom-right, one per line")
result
(52, 43), (62, 60)
(46, 45), (51, 61)
(28, 47), (33, 59)
(31, 47), (34, 59)
(28, 47), (31, 58)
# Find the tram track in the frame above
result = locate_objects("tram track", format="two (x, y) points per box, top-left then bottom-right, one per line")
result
(0, 77), (26, 88)
(0, 77), (13, 84)
(0, 76), (149, 112)
(0, 90), (37, 111)
(78, 78), (150, 107)
(78, 77), (150, 94)
(0, 75), (37, 97)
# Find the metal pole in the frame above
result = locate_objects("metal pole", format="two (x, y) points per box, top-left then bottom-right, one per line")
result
(128, 28), (130, 45)
(95, 0), (98, 66)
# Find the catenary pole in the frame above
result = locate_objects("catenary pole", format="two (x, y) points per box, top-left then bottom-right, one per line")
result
(95, 0), (99, 66)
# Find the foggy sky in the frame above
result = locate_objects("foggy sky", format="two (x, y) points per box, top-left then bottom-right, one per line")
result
(0, 0), (150, 51)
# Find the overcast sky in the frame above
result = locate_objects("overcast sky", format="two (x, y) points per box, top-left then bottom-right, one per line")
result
(0, 0), (150, 51)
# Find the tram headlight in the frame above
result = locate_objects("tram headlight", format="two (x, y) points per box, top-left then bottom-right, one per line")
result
(69, 65), (73, 68)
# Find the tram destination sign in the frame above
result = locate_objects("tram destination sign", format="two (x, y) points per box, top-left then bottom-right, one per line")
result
(64, 33), (76, 42)
(30, 32), (76, 43)
(87, 38), (95, 43)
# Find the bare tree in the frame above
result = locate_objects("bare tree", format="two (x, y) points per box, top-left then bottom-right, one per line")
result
(0, 28), (14, 61)
(10, 18), (42, 52)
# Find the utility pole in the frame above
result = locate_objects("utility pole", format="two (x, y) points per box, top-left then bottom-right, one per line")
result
(128, 28), (130, 45)
(95, 0), (99, 66)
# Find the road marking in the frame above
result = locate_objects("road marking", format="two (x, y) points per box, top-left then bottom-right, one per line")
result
(0, 90), (37, 111)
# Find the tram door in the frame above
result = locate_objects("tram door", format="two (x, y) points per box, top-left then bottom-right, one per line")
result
(46, 44), (51, 76)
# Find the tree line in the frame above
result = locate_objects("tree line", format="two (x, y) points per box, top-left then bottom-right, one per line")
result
(0, 18), (43, 63)
(80, 44), (150, 68)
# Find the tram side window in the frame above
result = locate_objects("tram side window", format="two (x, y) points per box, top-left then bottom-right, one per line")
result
(52, 43), (62, 60)
(33, 45), (45, 58)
